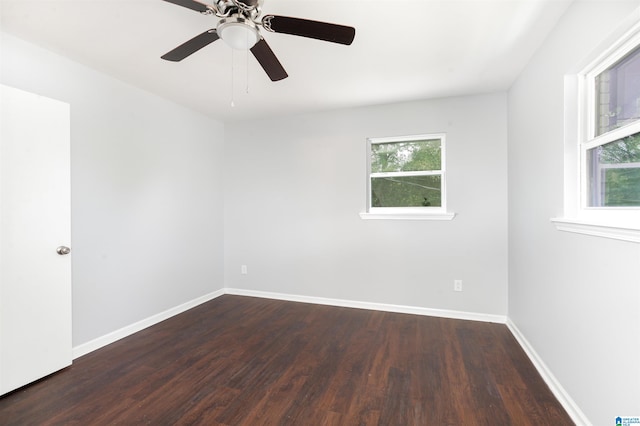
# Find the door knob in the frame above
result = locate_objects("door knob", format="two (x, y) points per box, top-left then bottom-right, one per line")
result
(56, 246), (71, 255)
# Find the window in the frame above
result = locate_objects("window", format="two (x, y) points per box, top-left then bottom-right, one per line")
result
(553, 17), (640, 242)
(361, 134), (455, 220)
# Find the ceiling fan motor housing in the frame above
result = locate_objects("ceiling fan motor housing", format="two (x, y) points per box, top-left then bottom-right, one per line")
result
(232, 0), (263, 12)
(212, 0), (263, 19)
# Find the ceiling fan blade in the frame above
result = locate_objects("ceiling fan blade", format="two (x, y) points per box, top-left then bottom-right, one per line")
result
(161, 0), (210, 13)
(250, 38), (288, 81)
(161, 29), (219, 62)
(262, 15), (355, 45)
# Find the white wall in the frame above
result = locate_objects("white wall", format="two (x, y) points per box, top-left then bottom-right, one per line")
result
(224, 94), (508, 316)
(508, 1), (640, 424)
(0, 33), (226, 347)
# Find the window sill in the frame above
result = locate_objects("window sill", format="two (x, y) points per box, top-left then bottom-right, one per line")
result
(550, 218), (640, 243)
(360, 211), (456, 221)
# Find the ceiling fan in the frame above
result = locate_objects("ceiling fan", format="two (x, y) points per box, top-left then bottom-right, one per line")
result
(161, 0), (356, 81)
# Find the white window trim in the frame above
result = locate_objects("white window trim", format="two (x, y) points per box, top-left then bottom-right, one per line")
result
(554, 13), (640, 243)
(551, 217), (640, 243)
(360, 133), (456, 221)
(359, 210), (456, 221)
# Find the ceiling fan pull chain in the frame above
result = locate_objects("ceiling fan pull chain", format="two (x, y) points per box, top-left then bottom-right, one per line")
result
(231, 48), (236, 107)
(246, 42), (250, 95)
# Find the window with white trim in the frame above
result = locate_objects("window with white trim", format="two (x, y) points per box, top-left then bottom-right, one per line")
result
(361, 134), (454, 220)
(553, 17), (640, 242)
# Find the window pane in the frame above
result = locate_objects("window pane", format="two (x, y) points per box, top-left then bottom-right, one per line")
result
(595, 45), (640, 136)
(371, 175), (442, 207)
(370, 139), (441, 173)
(588, 133), (640, 206)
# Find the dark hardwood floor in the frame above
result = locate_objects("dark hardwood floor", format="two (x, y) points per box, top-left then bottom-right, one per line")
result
(0, 295), (573, 425)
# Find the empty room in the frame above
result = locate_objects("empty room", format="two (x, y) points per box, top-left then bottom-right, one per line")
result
(1, 0), (639, 425)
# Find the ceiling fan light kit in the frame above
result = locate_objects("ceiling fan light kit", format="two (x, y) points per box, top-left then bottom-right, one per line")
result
(161, 0), (356, 81)
(218, 17), (259, 50)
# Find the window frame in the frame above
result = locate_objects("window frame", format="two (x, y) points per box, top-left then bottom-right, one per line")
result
(554, 15), (640, 242)
(360, 133), (455, 221)
(581, 31), (640, 213)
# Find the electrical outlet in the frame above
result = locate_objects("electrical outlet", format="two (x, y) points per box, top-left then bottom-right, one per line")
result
(454, 280), (463, 292)
(241, 265), (248, 275)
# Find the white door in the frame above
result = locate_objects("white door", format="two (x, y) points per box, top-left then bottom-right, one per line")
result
(0, 84), (72, 395)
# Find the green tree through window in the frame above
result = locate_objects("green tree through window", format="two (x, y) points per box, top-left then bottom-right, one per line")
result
(368, 136), (445, 208)
(589, 133), (640, 206)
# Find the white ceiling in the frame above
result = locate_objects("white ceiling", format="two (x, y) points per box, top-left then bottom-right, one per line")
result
(0, 0), (572, 122)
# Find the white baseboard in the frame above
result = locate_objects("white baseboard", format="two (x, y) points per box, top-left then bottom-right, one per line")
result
(224, 287), (507, 324)
(72, 289), (225, 359)
(506, 318), (591, 426)
(72, 287), (504, 360)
